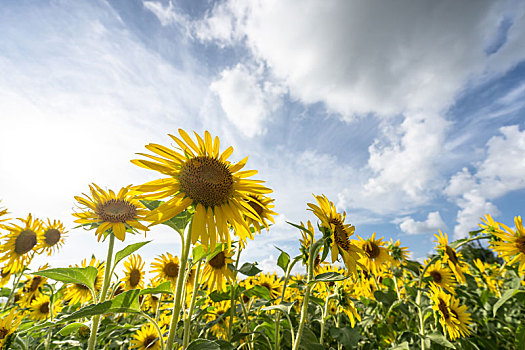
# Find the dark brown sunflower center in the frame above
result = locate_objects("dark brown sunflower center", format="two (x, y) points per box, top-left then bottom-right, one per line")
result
(97, 199), (137, 223)
(364, 241), (381, 259)
(1, 268), (9, 278)
(129, 268), (141, 287)
(438, 299), (450, 320)
(208, 251), (226, 269)
(329, 219), (350, 251)
(75, 283), (89, 291)
(40, 301), (50, 314)
(516, 237), (525, 254)
(163, 262), (179, 278)
(30, 276), (43, 292)
(0, 328), (8, 339)
(44, 228), (61, 246)
(15, 229), (37, 255)
(143, 335), (158, 348)
(247, 198), (264, 217)
(445, 246), (459, 265)
(430, 270), (442, 283)
(261, 282), (272, 291)
(178, 156), (234, 207)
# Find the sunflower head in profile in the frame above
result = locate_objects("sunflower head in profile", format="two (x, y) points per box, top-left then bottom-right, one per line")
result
(0, 213), (43, 274)
(150, 252), (180, 289)
(308, 194), (363, 274)
(429, 283), (471, 340)
(299, 221), (325, 273)
(121, 254), (145, 291)
(241, 194), (277, 245)
(0, 310), (22, 349)
(37, 219), (67, 256)
(434, 231), (466, 284)
(130, 323), (164, 350)
(352, 233), (393, 275)
(73, 184), (149, 242)
(424, 260), (456, 293)
(202, 247), (234, 292)
(490, 216), (525, 272)
(64, 257), (104, 305)
(28, 293), (63, 321)
(131, 129), (274, 249)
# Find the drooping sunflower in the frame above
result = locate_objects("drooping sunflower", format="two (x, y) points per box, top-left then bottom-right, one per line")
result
(121, 254), (146, 290)
(202, 247), (234, 292)
(0, 213), (43, 273)
(308, 194), (363, 274)
(28, 294), (63, 321)
(38, 219), (67, 255)
(150, 252), (180, 288)
(63, 257), (104, 305)
(434, 231), (466, 284)
(424, 260), (456, 293)
(130, 323), (164, 350)
(352, 233), (393, 275)
(131, 129), (274, 249)
(490, 216), (525, 272)
(0, 310), (22, 349)
(73, 184), (150, 242)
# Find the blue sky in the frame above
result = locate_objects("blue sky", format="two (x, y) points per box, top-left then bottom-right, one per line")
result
(1, 0), (524, 272)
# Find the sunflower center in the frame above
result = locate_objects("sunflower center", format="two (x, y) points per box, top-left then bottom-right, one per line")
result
(40, 301), (50, 314)
(208, 251), (226, 269)
(178, 156), (234, 207)
(516, 237), (525, 254)
(44, 228), (61, 246)
(97, 199), (137, 223)
(438, 299), (450, 320)
(261, 282), (272, 292)
(247, 198), (264, 217)
(129, 268), (141, 287)
(429, 270), (442, 284)
(445, 246), (459, 265)
(364, 241), (381, 259)
(0, 328), (8, 339)
(329, 219), (350, 251)
(143, 335), (158, 348)
(1, 268), (9, 278)
(15, 229), (37, 255)
(163, 262), (179, 278)
(30, 276), (43, 292)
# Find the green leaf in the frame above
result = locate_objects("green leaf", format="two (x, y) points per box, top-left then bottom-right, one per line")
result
(427, 332), (456, 348)
(63, 289), (141, 321)
(390, 341), (410, 350)
(57, 323), (86, 336)
(276, 247), (290, 273)
(113, 241), (151, 268)
(140, 200), (162, 210)
(139, 281), (172, 295)
(493, 288), (525, 317)
(193, 243), (225, 263)
(516, 321), (525, 350)
(34, 267), (98, 291)
(374, 290), (397, 308)
(402, 260), (421, 276)
(238, 262), (262, 276)
(187, 339), (221, 350)
(215, 340), (236, 350)
(243, 285), (271, 300)
(287, 221), (314, 237)
(329, 326), (361, 349)
(209, 290), (231, 303)
(312, 272), (347, 283)
(299, 327), (323, 350)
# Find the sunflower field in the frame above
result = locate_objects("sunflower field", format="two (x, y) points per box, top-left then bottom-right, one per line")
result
(1, 130), (524, 350)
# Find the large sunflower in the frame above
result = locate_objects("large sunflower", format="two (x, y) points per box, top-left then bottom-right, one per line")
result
(73, 184), (149, 242)
(63, 257), (104, 305)
(202, 247), (234, 292)
(0, 310), (22, 349)
(0, 213), (43, 273)
(121, 254), (146, 291)
(308, 195), (363, 274)
(490, 216), (525, 272)
(352, 233), (393, 275)
(131, 129), (273, 249)
(150, 252), (180, 288)
(38, 219), (67, 256)
(434, 231), (466, 284)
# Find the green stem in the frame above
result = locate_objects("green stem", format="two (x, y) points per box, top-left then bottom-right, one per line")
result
(416, 255), (439, 350)
(44, 285), (55, 350)
(275, 257), (300, 350)
(183, 260), (202, 348)
(227, 247), (243, 341)
(87, 233), (116, 350)
(320, 293), (336, 345)
(2, 269), (23, 311)
(165, 222), (193, 350)
(240, 297), (254, 350)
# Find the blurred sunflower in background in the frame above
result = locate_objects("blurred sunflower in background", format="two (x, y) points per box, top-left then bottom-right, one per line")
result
(253, 272), (283, 300)
(28, 294), (63, 321)
(387, 239), (410, 266)
(434, 231), (466, 284)
(38, 219), (67, 255)
(121, 254), (145, 290)
(205, 300), (231, 339)
(73, 184), (149, 242)
(0, 310), (22, 349)
(132, 129), (273, 248)
(490, 216), (525, 272)
(0, 266), (12, 287)
(308, 194), (363, 274)
(202, 247), (234, 292)
(353, 233), (393, 275)
(22, 264), (49, 300)
(130, 323), (164, 350)
(0, 213), (43, 273)
(64, 257), (104, 305)
(150, 252), (180, 288)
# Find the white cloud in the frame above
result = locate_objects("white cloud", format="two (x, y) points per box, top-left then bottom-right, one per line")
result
(399, 211), (446, 235)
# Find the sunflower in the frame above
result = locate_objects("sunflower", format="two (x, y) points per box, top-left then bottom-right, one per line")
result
(424, 260), (456, 293)
(73, 184), (149, 242)
(130, 323), (164, 350)
(150, 253), (180, 289)
(313, 264), (345, 293)
(205, 300), (231, 339)
(352, 233), (393, 275)
(472, 259), (501, 296)
(38, 219), (67, 256)
(63, 257), (104, 305)
(490, 216), (525, 272)
(0, 201), (9, 228)
(337, 279), (361, 327)
(308, 195), (363, 274)
(0, 266), (11, 288)
(0, 213), (43, 273)
(434, 231), (466, 284)
(121, 254), (146, 291)
(387, 239), (410, 266)
(252, 272), (283, 300)
(202, 247), (234, 292)
(22, 264), (49, 300)
(0, 310), (22, 349)
(243, 194), (276, 236)
(131, 129), (273, 249)
(299, 221), (326, 273)
(28, 294), (63, 321)
(429, 284), (471, 340)
(479, 214), (501, 235)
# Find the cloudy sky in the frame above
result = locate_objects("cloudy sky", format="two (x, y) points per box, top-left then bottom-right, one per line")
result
(1, 0), (524, 272)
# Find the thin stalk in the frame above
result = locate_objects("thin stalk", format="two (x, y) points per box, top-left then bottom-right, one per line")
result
(275, 257), (300, 350)
(416, 255), (439, 350)
(227, 247), (243, 340)
(2, 269), (23, 311)
(183, 260), (202, 348)
(165, 222), (193, 349)
(141, 312), (165, 350)
(87, 233), (116, 350)
(44, 285), (56, 350)
(240, 297), (254, 350)
(319, 293), (336, 344)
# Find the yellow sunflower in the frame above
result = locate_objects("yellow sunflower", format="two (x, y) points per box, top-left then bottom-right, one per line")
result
(429, 284), (471, 340)
(434, 231), (466, 284)
(308, 194), (363, 274)
(472, 259), (501, 296)
(313, 264), (345, 293)
(479, 214), (501, 235)
(338, 279), (361, 327)
(387, 239), (410, 266)
(0, 310), (22, 349)
(205, 300), (232, 339)
(63, 257), (104, 305)
(0, 266), (11, 288)
(38, 219), (67, 255)
(73, 184), (149, 242)
(131, 129), (273, 249)
(130, 323), (164, 350)
(28, 294), (63, 321)
(490, 216), (525, 272)
(243, 194), (277, 238)
(202, 248), (234, 292)
(252, 272), (283, 300)
(352, 233), (393, 275)
(22, 264), (49, 300)
(0, 213), (43, 273)
(150, 252), (180, 288)
(122, 254), (146, 291)
(299, 221), (325, 273)
(424, 260), (456, 294)
(0, 201), (9, 228)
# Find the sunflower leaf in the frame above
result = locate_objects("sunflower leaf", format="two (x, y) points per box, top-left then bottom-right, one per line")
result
(276, 247), (290, 272)
(62, 289), (141, 321)
(33, 266), (98, 291)
(57, 323), (86, 336)
(243, 285), (271, 300)
(186, 339), (221, 350)
(329, 326), (361, 349)
(139, 281), (172, 295)
(113, 241), (151, 268)
(238, 262), (262, 276)
(493, 288), (525, 317)
(287, 221), (314, 237)
(311, 272), (347, 283)
(427, 332), (456, 348)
